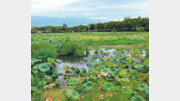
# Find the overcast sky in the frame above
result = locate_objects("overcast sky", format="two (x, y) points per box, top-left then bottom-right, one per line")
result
(31, 0), (149, 21)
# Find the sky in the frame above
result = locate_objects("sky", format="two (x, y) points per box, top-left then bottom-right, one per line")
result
(31, 0), (149, 21)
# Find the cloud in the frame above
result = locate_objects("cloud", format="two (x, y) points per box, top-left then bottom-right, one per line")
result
(31, 0), (149, 21)
(31, 0), (79, 16)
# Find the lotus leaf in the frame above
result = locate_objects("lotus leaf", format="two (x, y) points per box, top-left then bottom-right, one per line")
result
(39, 63), (50, 72)
(68, 78), (78, 86)
(137, 83), (148, 91)
(130, 95), (145, 101)
(84, 81), (94, 90)
(119, 69), (127, 77)
(103, 83), (114, 91)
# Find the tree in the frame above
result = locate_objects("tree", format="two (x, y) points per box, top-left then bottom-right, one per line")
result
(31, 27), (38, 33)
(31, 17), (149, 33)
(104, 21), (116, 32)
(88, 24), (95, 31)
(122, 17), (133, 31)
(141, 17), (149, 31)
(136, 27), (145, 32)
(96, 23), (104, 32)
(62, 23), (67, 32)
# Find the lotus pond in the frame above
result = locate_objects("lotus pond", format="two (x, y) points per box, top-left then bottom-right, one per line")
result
(31, 32), (149, 101)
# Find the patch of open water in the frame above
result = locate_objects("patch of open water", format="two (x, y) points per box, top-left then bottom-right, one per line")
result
(55, 48), (116, 86)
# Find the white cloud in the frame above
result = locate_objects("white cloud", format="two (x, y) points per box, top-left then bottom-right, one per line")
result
(31, 0), (149, 20)
(31, 0), (79, 16)
(89, 17), (123, 21)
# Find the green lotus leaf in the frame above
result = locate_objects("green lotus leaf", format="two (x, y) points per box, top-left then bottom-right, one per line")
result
(130, 92), (137, 97)
(32, 70), (38, 75)
(33, 64), (40, 69)
(75, 86), (84, 95)
(119, 69), (127, 77)
(65, 89), (73, 97)
(31, 58), (41, 65)
(83, 81), (94, 90)
(47, 58), (55, 64)
(130, 95), (145, 101)
(103, 83), (114, 91)
(44, 75), (52, 83)
(68, 78), (78, 86)
(137, 83), (148, 91)
(39, 63), (50, 72)
(145, 87), (149, 94)
(70, 91), (80, 100)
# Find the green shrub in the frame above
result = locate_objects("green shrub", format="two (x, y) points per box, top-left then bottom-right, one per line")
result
(136, 27), (145, 32)
(31, 41), (56, 61)
(111, 28), (117, 32)
(56, 40), (89, 57)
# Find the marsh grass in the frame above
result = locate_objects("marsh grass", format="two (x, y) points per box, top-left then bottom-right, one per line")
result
(31, 41), (56, 62)
(57, 40), (89, 57)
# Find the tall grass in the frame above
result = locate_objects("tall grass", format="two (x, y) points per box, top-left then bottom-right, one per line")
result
(31, 41), (56, 62)
(56, 40), (89, 57)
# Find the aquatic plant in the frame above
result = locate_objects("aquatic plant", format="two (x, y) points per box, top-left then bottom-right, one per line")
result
(131, 95), (145, 101)
(83, 81), (94, 90)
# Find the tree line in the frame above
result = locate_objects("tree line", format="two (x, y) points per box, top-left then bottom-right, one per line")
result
(31, 17), (149, 33)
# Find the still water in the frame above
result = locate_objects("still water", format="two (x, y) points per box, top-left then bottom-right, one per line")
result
(55, 49), (116, 86)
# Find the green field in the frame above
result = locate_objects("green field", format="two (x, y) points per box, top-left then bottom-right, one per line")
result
(31, 32), (149, 101)
(31, 32), (149, 46)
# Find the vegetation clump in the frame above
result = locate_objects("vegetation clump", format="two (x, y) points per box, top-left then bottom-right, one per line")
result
(136, 27), (145, 32)
(56, 37), (89, 57)
(31, 41), (56, 62)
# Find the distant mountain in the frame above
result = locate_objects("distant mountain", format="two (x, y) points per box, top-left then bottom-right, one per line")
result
(31, 16), (105, 27)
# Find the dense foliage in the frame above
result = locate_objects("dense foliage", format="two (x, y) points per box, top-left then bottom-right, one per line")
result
(31, 17), (149, 33)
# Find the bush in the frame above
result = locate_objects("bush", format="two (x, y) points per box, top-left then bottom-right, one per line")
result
(31, 41), (56, 61)
(111, 28), (117, 32)
(136, 27), (145, 32)
(56, 40), (89, 57)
